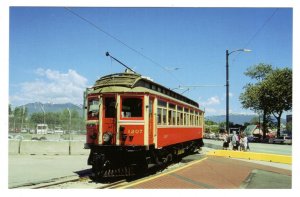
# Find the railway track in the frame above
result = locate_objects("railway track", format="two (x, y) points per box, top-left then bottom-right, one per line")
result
(15, 151), (207, 189)
(17, 175), (128, 189)
(15, 167), (128, 189)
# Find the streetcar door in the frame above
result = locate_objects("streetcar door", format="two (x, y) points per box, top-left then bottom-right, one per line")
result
(102, 96), (117, 145)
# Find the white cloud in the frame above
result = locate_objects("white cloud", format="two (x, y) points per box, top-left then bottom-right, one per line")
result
(199, 96), (220, 106)
(10, 68), (88, 105)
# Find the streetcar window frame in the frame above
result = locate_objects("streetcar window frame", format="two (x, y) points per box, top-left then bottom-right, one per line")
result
(156, 98), (204, 127)
(87, 97), (99, 120)
(157, 99), (167, 125)
(120, 96), (144, 120)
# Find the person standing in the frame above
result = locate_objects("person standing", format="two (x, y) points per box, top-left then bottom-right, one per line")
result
(231, 131), (239, 151)
(239, 133), (248, 151)
(223, 131), (229, 150)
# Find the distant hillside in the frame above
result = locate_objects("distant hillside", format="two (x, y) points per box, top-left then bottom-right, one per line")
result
(205, 114), (256, 125)
(21, 102), (83, 116)
(206, 114), (286, 125)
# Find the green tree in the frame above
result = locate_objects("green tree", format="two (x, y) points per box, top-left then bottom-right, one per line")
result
(286, 121), (292, 133)
(30, 112), (45, 124)
(261, 68), (292, 136)
(10, 106), (28, 132)
(244, 63), (273, 81)
(205, 119), (217, 126)
(240, 64), (292, 138)
(9, 104), (12, 115)
(241, 63), (274, 138)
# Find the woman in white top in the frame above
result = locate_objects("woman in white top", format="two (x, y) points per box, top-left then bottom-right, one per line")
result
(239, 133), (248, 151)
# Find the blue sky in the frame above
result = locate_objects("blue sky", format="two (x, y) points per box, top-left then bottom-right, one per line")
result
(9, 7), (292, 116)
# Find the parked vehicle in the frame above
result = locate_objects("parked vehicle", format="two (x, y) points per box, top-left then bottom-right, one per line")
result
(36, 124), (48, 134)
(54, 127), (64, 134)
(269, 136), (292, 145)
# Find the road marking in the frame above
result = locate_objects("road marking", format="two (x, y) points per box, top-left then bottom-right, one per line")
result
(119, 157), (208, 189)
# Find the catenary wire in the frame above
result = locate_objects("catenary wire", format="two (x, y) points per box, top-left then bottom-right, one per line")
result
(232, 8), (279, 61)
(63, 7), (183, 84)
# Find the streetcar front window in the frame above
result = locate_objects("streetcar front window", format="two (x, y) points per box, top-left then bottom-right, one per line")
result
(121, 97), (143, 118)
(88, 98), (99, 119)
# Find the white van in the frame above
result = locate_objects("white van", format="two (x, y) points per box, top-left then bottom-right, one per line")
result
(36, 124), (48, 134)
(54, 126), (64, 134)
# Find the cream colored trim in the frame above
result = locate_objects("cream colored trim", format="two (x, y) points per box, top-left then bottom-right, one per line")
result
(118, 120), (145, 123)
(86, 120), (98, 124)
(116, 94), (120, 145)
(144, 95), (149, 146)
(118, 122), (145, 125)
(166, 102), (169, 126)
(153, 97), (158, 148)
(157, 125), (202, 129)
(98, 96), (103, 144)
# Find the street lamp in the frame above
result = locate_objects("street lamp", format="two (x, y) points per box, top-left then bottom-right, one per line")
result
(67, 108), (72, 134)
(226, 49), (251, 134)
(67, 108), (72, 155)
(39, 103), (46, 124)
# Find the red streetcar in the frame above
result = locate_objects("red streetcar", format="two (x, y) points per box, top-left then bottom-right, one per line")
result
(84, 55), (204, 179)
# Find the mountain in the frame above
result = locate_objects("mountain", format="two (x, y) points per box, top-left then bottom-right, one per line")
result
(206, 114), (286, 125)
(21, 102), (83, 116)
(205, 114), (256, 125)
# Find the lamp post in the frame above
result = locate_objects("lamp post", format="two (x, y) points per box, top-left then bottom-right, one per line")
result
(67, 108), (72, 155)
(226, 49), (251, 134)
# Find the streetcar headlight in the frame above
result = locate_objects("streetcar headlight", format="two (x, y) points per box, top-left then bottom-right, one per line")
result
(103, 132), (112, 143)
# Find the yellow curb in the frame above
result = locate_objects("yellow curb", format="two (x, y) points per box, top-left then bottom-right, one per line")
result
(118, 157), (208, 189)
(206, 150), (292, 164)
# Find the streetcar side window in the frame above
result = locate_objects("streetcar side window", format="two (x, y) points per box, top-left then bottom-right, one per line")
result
(185, 108), (190, 126)
(121, 97), (143, 118)
(177, 106), (183, 125)
(158, 100), (167, 125)
(168, 103), (176, 125)
(157, 108), (162, 124)
(88, 98), (99, 119)
(162, 109), (167, 124)
(195, 113), (199, 126)
(199, 112), (203, 126)
(190, 110), (195, 126)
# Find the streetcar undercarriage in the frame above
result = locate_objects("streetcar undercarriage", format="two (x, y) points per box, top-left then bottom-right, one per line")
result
(87, 139), (204, 180)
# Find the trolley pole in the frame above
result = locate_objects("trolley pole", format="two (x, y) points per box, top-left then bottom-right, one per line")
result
(106, 52), (135, 73)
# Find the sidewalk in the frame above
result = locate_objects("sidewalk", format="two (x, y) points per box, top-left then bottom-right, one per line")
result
(122, 155), (292, 189)
(8, 154), (90, 188)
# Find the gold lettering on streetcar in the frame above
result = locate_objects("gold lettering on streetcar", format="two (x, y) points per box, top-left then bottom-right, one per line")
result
(127, 129), (143, 134)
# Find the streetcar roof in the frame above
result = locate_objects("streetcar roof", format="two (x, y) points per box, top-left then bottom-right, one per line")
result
(91, 72), (200, 109)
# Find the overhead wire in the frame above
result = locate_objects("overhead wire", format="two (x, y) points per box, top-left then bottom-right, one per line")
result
(63, 7), (183, 84)
(232, 8), (279, 61)
(243, 8), (278, 49)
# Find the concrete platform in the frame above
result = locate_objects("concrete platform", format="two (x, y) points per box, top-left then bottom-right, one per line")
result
(8, 155), (90, 188)
(207, 150), (292, 164)
(121, 156), (292, 189)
